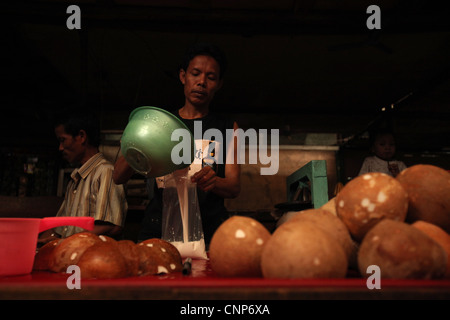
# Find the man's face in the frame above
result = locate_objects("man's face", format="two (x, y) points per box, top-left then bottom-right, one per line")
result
(55, 124), (84, 165)
(180, 55), (223, 107)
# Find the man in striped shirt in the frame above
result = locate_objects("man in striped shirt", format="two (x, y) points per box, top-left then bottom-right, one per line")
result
(38, 111), (128, 243)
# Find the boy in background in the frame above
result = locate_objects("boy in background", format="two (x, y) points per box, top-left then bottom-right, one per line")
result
(358, 129), (407, 177)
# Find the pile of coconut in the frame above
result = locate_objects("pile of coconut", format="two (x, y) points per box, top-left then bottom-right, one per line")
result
(209, 164), (450, 280)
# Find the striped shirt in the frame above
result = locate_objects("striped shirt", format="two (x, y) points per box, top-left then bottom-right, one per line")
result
(55, 153), (128, 238)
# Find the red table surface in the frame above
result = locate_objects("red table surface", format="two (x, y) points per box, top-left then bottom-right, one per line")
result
(1, 258), (450, 289)
(1, 261), (449, 317)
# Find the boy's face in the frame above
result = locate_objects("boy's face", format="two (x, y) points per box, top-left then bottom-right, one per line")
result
(179, 55), (223, 108)
(373, 133), (396, 161)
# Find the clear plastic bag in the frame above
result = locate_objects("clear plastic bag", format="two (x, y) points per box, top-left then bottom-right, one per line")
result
(161, 168), (208, 260)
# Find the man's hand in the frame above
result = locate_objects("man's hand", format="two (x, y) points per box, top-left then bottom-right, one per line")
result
(37, 230), (60, 245)
(191, 166), (217, 192)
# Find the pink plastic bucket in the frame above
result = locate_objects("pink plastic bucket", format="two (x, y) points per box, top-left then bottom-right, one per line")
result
(0, 217), (94, 276)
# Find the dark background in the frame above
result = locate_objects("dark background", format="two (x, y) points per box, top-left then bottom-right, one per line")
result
(1, 0), (450, 197)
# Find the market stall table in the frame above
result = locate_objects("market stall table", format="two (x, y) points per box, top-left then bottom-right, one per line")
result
(1, 259), (449, 300)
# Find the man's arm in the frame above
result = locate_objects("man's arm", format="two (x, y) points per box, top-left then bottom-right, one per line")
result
(113, 152), (135, 185)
